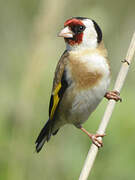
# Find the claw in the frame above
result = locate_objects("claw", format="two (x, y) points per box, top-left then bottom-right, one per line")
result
(80, 127), (106, 148)
(89, 133), (105, 148)
(105, 90), (122, 102)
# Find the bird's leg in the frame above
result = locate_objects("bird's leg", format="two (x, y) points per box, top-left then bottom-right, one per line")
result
(79, 127), (105, 148)
(104, 90), (122, 102)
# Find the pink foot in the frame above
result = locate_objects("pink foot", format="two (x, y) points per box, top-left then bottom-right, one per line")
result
(80, 127), (105, 148)
(88, 133), (105, 148)
(105, 90), (122, 102)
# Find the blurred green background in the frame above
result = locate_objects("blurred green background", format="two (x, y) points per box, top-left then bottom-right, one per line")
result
(0, 0), (135, 179)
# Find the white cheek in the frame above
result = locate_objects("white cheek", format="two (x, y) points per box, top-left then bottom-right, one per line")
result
(81, 19), (98, 49)
(82, 30), (97, 49)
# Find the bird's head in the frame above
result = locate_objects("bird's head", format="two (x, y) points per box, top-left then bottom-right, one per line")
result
(58, 17), (102, 51)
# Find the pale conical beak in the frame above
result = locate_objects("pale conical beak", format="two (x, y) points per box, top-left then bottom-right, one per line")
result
(58, 26), (74, 38)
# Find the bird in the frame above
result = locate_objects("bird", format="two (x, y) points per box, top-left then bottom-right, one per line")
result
(35, 17), (121, 153)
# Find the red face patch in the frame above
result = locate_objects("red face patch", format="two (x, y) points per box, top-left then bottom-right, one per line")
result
(64, 18), (84, 46)
(64, 18), (84, 27)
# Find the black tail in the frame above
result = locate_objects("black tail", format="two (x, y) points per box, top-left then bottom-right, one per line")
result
(35, 119), (52, 153)
(35, 119), (59, 153)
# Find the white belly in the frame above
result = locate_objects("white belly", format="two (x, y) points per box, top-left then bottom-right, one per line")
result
(67, 75), (110, 126)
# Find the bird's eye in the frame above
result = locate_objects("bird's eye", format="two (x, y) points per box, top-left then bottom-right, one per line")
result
(71, 25), (85, 34)
(78, 25), (85, 32)
(79, 26), (84, 30)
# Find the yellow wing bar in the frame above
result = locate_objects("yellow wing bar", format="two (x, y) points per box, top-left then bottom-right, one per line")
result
(50, 83), (61, 120)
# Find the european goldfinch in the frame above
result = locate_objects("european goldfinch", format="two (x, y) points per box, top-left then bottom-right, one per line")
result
(35, 17), (121, 153)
